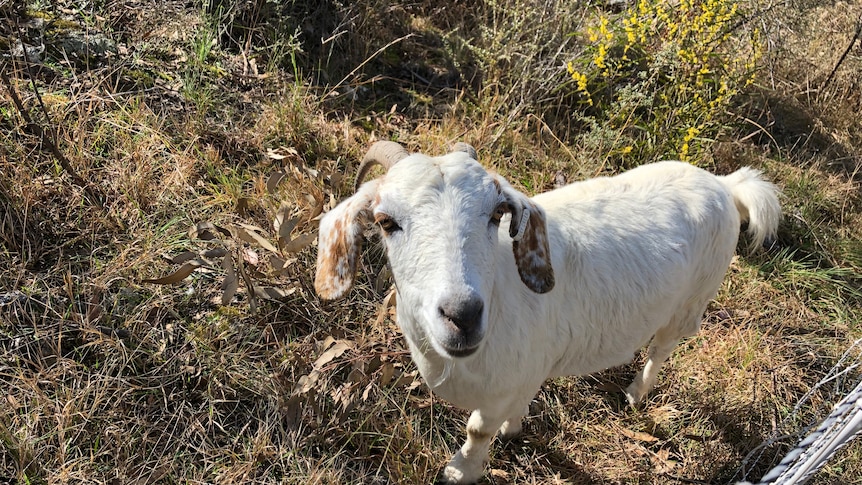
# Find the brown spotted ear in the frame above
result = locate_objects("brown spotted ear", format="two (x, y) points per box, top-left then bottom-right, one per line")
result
(314, 181), (379, 300)
(498, 178), (555, 294)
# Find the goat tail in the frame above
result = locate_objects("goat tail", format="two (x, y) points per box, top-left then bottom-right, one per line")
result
(720, 167), (782, 253)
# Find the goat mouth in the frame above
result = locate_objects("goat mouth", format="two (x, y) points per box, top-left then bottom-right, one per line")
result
(442, 343), (479, 358)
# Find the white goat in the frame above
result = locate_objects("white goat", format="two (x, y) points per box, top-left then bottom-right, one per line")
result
(314, 141), (781, 484)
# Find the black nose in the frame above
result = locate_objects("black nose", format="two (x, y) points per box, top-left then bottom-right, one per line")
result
(438, 295), (484, 334)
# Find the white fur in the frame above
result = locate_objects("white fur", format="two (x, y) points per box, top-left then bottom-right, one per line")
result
(315, 150), (781, 484)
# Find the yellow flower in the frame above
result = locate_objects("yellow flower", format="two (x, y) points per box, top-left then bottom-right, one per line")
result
(638, 0), (649, 16)
(569, 70), (589, 93)
(599, 16), (613, 42)
(594, 44), (607, 69)
(577, 74), (589, 92)
(684, 126), (701, 142)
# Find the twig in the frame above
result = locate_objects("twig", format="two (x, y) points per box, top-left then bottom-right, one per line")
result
(3, 23), (126, 230)
(821, 17), (862, 91)
(527, 113), (578, 165)
(1, 69), (96, 199)
(324, 33), (414, 99)
(722, 0), (780, 38)
(3, 22), (107, 210)
(735, 113), (779, 151)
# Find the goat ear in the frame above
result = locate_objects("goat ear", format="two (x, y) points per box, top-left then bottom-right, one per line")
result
(314, 181), (378, 300)
(499, 180), (555, 294)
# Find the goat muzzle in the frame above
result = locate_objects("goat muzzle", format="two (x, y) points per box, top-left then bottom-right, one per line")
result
(437, 295), (485, 357)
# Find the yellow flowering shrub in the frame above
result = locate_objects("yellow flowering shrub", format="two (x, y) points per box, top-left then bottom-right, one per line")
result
(566, 0), (762, 165)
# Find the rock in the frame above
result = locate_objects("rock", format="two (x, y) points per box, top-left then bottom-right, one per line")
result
(47, 30), (117, 67)
(8, 38), (46, 62)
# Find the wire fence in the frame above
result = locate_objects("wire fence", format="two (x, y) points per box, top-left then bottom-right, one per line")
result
(734, 337), (862, 484)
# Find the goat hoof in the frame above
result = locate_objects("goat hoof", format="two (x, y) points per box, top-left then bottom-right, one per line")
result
(624, 383), (644, 408)
(441, 451), (483, 484)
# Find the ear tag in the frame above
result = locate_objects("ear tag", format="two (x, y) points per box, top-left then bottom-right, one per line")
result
(512, 207), (530, 242)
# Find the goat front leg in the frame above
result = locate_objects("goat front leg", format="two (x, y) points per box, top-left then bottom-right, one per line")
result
(442, 408), (506, 484)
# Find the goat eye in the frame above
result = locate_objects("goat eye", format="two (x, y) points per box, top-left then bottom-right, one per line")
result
(376, 214), (401, 234)
(490, 203), (508, 226)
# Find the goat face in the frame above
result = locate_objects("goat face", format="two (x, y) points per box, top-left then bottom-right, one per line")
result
(315, 149), (555, 359)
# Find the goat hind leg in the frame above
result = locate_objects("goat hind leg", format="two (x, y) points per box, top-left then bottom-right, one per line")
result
(625, 317), (700, 406)
(498, 405), (529, 439)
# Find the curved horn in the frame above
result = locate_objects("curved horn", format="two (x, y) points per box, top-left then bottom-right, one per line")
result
(354, 141), (409, 192)
(451, 142), (478, 161)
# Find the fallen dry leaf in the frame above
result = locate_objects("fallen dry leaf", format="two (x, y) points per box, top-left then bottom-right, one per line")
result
(274, 202), (297, 238)
(242, 247), (260, 266)
(221, 254), (238, 305)
(378, 362), (395, 386)
(375, 289), (397, 326)
(282, 232), (316, 253)
(253, 285), (297, 300)
(327, 172), (343, 191)
(189, 222), (230, 241)
(236, 197), (250, 216)
(234, 226), (280, 254)
(201, 248), (228, 259)
(293, 370), (322, 396)
(266, 171), (287, 193)
(170, 251), (199, 264)
(620, 427), (659, 443)
(142, 261), (203, 285)
(650, 448), (678, 474)
(375, 265), (392, 295)
(489, 469), (510, 480)
(313, 341), (351, 369)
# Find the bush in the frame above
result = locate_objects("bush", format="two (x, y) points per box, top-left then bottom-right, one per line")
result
(566, 0), (762, 167)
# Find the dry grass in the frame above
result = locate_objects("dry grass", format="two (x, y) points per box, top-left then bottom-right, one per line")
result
(2, 0), (861, 484)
